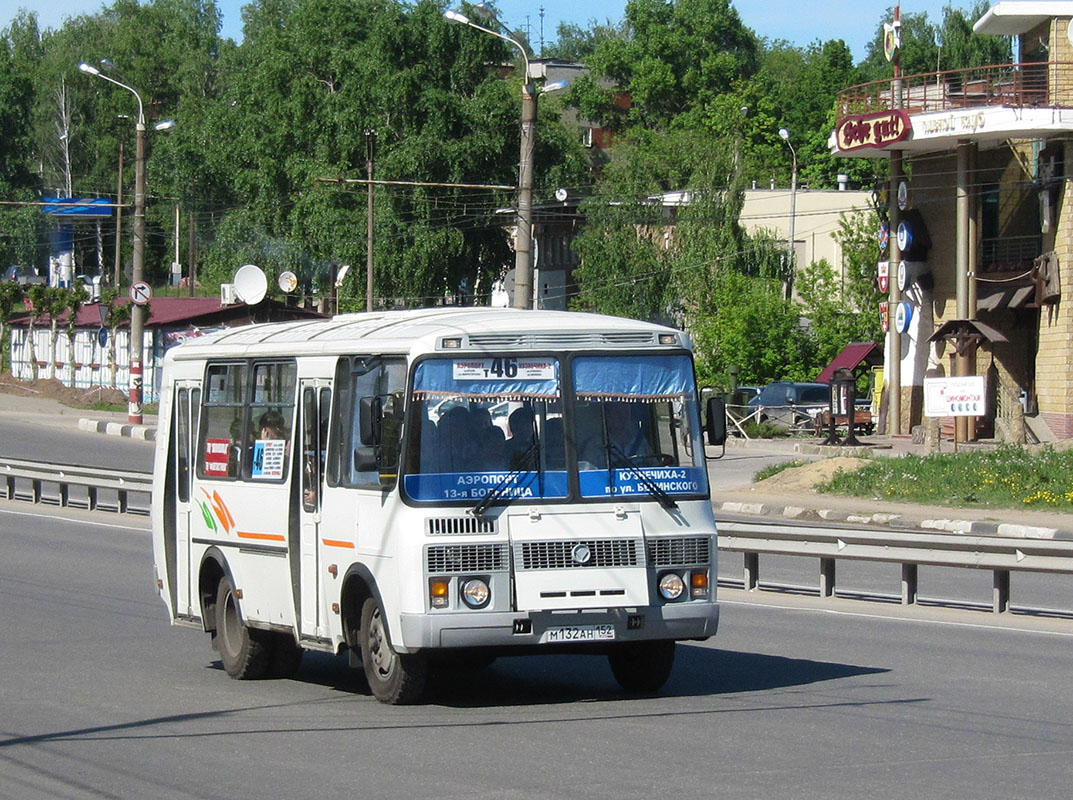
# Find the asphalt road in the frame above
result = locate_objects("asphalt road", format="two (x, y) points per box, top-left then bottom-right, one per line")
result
(0, 410), (154, 472)
(3, 504), (1073, 799)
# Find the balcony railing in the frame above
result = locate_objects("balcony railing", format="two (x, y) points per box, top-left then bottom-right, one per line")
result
(836, 62), (1068, 125)
(980, 233), (1041, 275)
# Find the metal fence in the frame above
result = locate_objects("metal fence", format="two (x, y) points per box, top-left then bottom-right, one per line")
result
(0, 457), (151, 515)
(4, 458), (1069, 614)
(717, 517), (1073, 614)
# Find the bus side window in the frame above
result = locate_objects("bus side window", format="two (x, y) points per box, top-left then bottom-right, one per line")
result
(198, 363), (247, 480)
(341, 357), (405, 489)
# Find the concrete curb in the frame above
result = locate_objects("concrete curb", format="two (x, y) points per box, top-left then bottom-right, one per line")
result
(712, 499), (1071, 541)
(78, 417), (156, 442)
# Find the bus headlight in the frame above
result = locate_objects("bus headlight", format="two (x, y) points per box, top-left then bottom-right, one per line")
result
(658, 572), (685, 601)
(460, 578), (490, 609)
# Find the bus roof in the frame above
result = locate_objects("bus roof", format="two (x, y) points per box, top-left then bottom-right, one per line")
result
(164, 307), (690, 361)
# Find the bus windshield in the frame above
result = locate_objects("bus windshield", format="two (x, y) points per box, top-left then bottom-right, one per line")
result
(403, 353), (707, 504)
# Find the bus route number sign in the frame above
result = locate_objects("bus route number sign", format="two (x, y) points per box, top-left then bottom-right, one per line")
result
(453, 358), (554, 381)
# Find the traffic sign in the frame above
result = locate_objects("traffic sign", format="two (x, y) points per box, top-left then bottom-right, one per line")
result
(130, 281), (152, 306)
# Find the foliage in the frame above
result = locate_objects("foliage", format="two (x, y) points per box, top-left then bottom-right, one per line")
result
(820, 445), (1073, 510)
(690, 269), (809, 387)
(570, 0), (758, 134)
(859, 3), (1011, 81)
(543, 18), (629, 61)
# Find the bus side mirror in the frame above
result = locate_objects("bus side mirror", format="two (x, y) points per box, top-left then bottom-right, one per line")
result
(359, 395), (383, 445)
(705, 397), (727, 447)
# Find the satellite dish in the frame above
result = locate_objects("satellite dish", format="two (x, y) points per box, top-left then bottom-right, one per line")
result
(554, 187), (568, 202)
(233, 264), (268, 305)
(278, 270), (298, 293)
(334, 263), (351, 288)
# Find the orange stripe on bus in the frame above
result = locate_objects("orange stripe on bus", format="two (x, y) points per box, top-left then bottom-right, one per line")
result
(321, 538), (355, 549)
(236, 530), (287, 542)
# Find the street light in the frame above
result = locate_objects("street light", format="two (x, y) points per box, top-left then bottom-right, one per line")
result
(445, 8), (538, 310)
(79, 61), (167, 424)
(778, 127), (798, 299)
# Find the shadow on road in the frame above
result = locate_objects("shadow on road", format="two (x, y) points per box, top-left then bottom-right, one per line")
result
(284, 643), (888, 708)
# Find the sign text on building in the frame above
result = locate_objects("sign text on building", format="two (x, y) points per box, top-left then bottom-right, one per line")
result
(836, 110), (911, 152)
(924, 375), (987, 417)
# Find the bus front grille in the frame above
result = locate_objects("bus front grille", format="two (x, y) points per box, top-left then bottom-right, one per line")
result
(515, 539), (641, 570)
(426, 516), (497, 535)
(426, 543), (509, 574)
(647, 536), (711, 567)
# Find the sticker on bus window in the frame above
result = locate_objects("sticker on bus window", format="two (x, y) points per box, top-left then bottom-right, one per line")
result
(204, 438), (231, 476)
(452, 358), (555, 381)
(251, 438), (286, 479)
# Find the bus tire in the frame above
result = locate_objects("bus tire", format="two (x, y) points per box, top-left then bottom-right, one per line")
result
(608, 640), (676, 693)
(269, 632), (304, 679)
(360, 597), (427, 704)
(215, 576), (271, 680)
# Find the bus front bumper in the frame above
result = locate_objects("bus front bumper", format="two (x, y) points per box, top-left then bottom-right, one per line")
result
(397, 602), (719, 652)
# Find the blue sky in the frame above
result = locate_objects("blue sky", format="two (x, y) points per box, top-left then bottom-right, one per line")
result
(2, 1), (974, 62)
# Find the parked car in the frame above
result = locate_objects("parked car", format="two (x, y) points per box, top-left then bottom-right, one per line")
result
(749, 381), (831, 430)
(5, 265), (46, 286)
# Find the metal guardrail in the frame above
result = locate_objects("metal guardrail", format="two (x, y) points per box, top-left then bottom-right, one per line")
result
(717, 517), (1073, 614)
(0, 457), (152, 515)
(3, 457), (1067, 613)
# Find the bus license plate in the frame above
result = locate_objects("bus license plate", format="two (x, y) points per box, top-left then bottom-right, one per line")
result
(541, 624), (615, 644)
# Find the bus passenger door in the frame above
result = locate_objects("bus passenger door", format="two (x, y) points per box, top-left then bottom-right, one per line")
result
(173, 381), (201, 617)
(297, 381), (331, 639)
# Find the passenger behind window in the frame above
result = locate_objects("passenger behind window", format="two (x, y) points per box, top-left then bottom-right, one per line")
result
(257, 410), (287, 440)
(436, 406), (479, 472)
(471, 406), (507, 471)
(506, 406), (536, 469)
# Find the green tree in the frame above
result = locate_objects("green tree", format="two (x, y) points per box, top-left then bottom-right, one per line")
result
(99, 286), (131, 388)
(544, 19), (628, 62)
(571, 0), (758, 133)
(690, 269), (809, 387)
(0, 281), (26, 371)
(62, 281), (88, 383)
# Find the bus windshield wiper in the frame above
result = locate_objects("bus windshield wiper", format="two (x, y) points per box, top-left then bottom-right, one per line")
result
(607, 442), (678, 510)
(470, 439), (541, 516)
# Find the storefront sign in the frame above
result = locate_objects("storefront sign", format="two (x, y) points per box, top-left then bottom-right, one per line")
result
(894, 301), (913, 333)
(836, 110), (911, 152)
(924, 375), (987, 417)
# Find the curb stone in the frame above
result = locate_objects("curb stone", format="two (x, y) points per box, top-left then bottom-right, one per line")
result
(712, 499), (1072, 541)
(78, 417), (156, 442)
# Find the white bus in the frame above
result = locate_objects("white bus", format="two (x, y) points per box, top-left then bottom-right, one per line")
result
(151, 308), (726, 703)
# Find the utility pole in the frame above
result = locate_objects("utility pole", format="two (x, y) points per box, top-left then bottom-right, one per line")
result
(113, 117), (126, 288)
(366, 129), (375, 312)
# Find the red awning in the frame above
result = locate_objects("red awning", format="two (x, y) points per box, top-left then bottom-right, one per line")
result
(816, 342), (883, 384)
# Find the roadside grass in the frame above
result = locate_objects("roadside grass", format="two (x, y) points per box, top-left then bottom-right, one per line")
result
(816, 444), (1073, 510)
(753, 459), (809, 482)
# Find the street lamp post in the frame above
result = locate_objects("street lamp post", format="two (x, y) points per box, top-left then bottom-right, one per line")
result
(778, 127), (798, 300)
(445, 8), (536, 310)
(79, 62), (169, 424)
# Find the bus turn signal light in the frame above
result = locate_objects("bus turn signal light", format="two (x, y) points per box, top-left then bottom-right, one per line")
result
(690, 570), (709, 599)
(430, 579), (449, 609)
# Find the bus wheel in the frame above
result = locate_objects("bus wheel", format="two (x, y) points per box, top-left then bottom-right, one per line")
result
(608, 640), (676, 693)
(269, 632), (304, 679)
(360, 597), (427, 704)
(215, 576), (271, 680)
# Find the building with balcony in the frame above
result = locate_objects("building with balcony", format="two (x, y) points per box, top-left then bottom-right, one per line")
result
(831, 1), (1073, 442)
